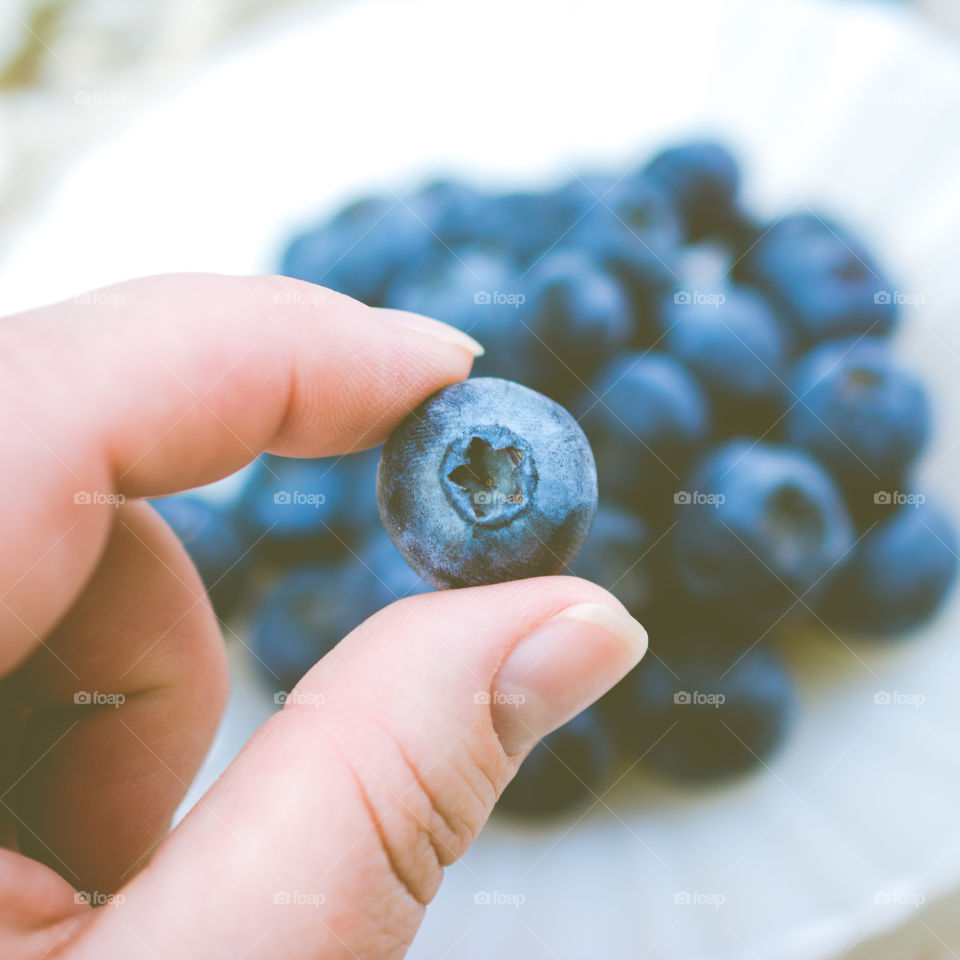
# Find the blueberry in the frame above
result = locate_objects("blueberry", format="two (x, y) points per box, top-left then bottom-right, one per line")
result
(377, 378), (597, 588)
(619, 639), (794, 782)
(240, 455), (347, 563)
(523, 249), (635, 402)
(644, 140), (741, 241)
(385, 247), (530, 383)
(785, 337), (930, 491)
(674, 441), (854, 619)
(820, 498), (958, 636)
(341, 529), (433, 625)
(497, 708), (615, 819)
(249, 565), (353, 692)
(568, 506), (653, 614)
(151, 493), (251, 620)
(738, 214), (897, 344)
(663, 284), (789, 432)
(579, 353), (709, 517)
(280, 192), (440, 304)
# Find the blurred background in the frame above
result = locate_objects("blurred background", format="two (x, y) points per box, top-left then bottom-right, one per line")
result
(3, 1), (960, 958)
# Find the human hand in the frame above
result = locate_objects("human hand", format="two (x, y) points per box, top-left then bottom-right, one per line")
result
(0, 274), (646, 959)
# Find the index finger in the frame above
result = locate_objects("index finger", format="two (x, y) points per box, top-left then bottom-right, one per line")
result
(0, 272), (479, 672)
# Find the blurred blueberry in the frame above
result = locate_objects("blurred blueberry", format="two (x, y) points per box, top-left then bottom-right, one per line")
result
(821, 498), (958, 636)
(497, 708), (616, 819)
(241, 455), (348, 563)
(249, 565), (352, 692)
(645, 140), (741, 241)
(786, 337), (929, 492)
(385, 246), (531, 382)
(580, 353), (710, 518)
(568, 506), (653, 614)
(674, 441), (853, 619)
(738, 214), (897, 344)
(620, 639), (794, 782)
(151, 493), (251, 620)
(663, 284), (789, 434)
(523, 249), (636, 402)
(342, 529), (432, 626)
(280, 191), (440, 304)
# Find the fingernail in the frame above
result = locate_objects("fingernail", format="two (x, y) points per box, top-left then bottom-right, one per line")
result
(490, 603), (647, 755)
(376, 308), (484, 357)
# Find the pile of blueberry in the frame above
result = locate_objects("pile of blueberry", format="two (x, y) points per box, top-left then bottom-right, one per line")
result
(153, 140), (958, 819)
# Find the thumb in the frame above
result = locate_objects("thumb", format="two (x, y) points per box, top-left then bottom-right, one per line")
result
(69, 577), (646, 960)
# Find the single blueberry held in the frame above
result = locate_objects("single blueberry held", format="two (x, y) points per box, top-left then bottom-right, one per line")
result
(579, 353), (709, 518)
(674, 441), (854, 619)
(737, 214), (897, 344)
(786, 337), (930, 490)
(644, 140), (741, 241)
(620, 638), (794, 782)
(820, 498), (958, 636)
(377, 378), (598, 588)
(151, 493), (251, 620)
(496, 708), (615, 819)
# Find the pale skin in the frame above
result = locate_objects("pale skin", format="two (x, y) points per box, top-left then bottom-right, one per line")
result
(0, 274), (646, 959)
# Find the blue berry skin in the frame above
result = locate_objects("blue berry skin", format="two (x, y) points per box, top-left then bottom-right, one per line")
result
(579, 353), (710, 516)
(523, 249), (636, 402)
(620, 639), (794, 782)
(496, 708), (615, 819)
(645, 141), (741, 241)
(377, 378), (598, 589)
(674, 442), (854, 619)
(385, 247), (530, 384)
(568, 507), (653, 614)
(786, 338), (930, 491)
(663, 285), (789, 411)
(151, 493), (251, 620)
(738, 214), (897, 344)
(249, 565), (351, 692)
(821, 499), (958, 636)
(241, 455), (348, 563)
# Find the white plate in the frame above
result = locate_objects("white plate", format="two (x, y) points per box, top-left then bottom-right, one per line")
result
(3, 1), (960, 958)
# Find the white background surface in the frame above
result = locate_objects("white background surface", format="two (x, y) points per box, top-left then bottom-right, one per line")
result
(3, 1), (960, 957)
